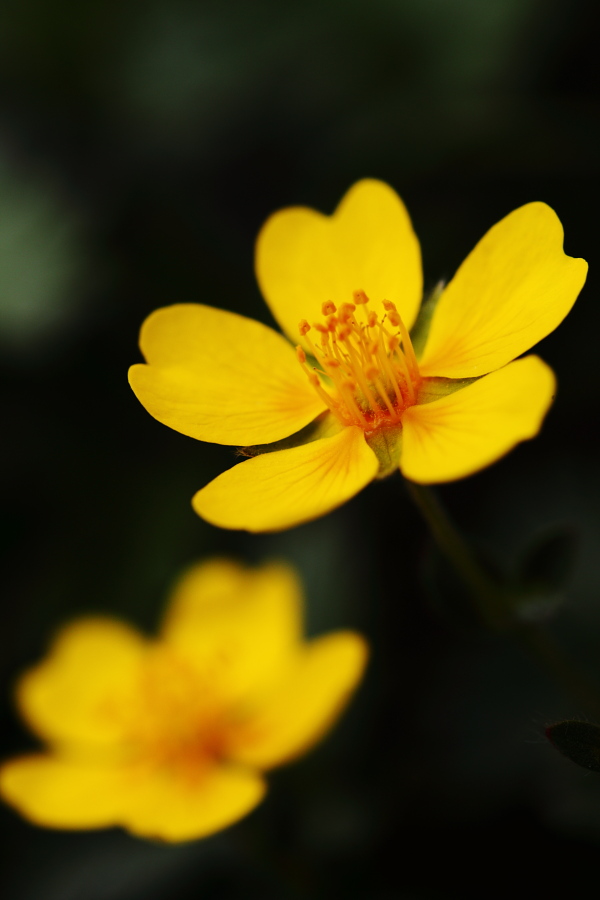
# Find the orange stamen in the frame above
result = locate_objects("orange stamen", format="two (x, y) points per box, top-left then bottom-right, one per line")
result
(297, 293), (421, 431)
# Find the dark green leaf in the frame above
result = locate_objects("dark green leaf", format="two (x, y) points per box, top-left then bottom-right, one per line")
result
(517, 527), (578, 593)
(546, 720), (600, 773)
(510, 527), (578, 623)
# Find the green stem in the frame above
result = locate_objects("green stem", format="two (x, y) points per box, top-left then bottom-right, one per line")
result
(406, 481), (507, 629)
(406, 481), (600, 719)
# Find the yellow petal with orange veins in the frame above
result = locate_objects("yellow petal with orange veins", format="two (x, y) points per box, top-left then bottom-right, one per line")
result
(17, 619), (147, 748)
(256, 179), (423, 346)
(419, 203), (587, 378)
(227, 632), (368, 770)
(129, 304), (326, 446)
(400, 355), (556, 483)
(161, 560), (304, 699)
(0, 755), (127, 829)
(192, 426), (379, 532)
(122, 764), (266, 843)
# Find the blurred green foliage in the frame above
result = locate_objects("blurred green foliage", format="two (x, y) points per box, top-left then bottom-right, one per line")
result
(0, 154), (87, 358)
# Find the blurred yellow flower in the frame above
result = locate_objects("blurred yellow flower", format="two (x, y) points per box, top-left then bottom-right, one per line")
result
(0, 560), (367, 842)
(129, 180), (587, 532)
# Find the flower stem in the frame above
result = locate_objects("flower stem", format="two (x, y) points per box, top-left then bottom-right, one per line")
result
(406, 481), (600, 718)
(405, 481), (507, 629)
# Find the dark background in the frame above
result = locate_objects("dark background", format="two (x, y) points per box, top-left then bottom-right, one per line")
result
(3, 1), (600, 896)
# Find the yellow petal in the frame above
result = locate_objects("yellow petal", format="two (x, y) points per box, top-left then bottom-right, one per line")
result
(256, 179), (423, 346)
(0, 755), (126, 829)
(17, 619), (147, 748)
(192, 426), (379, 532)
(419, 202), (587, 377)
(122, 763), (266, 843)
(227, 632), (368, 770)
(161, 559), (304, 699)
(0, 755), (265, 842)
(400, 355), (556, 483)
(129, 304), (326, 446)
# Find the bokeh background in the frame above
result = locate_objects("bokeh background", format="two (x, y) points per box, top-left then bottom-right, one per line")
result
(3, 0), (600, 896)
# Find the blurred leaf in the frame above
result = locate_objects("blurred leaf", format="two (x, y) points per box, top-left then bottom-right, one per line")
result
(510, 527), (578, 624)
(517, 527), (578, 591)
(546, 720), (600, 773)
(0, 155), (87, 359)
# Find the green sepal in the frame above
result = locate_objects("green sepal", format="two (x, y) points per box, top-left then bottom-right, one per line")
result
(509, 527), (578, 623)
(365, 425), (403, 479)
(546, 720), (600, 773)
(409, 280), (445, 358)
(237, 411), (343, 458)
(416, 376), (479, 405)
(410, 282), (479, 403)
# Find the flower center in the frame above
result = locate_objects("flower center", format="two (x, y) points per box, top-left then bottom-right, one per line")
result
(122, 648), (231, 779)
(296, 290), (421, 432)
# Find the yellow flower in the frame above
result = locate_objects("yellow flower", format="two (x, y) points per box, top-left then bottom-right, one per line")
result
(0, 560), (367, 842)
(129, 180), (587, 532)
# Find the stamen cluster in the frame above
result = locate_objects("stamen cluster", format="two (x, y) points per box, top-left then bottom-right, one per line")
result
(296, 290), (421, 432)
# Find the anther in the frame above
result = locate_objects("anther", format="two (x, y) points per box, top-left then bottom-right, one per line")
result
(338, 302), (356, 323)
(296, 287), (421, 430)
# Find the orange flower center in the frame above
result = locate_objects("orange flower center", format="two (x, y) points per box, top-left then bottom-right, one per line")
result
(296, 290), (421, 433)
(121, 648), (232, 781)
